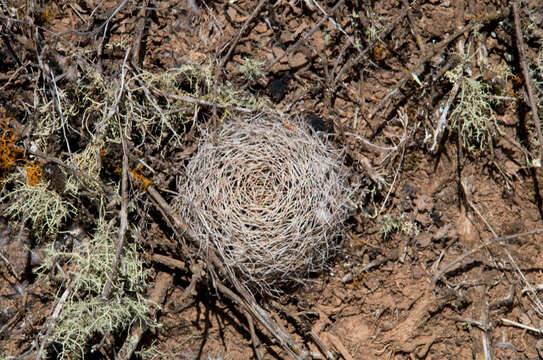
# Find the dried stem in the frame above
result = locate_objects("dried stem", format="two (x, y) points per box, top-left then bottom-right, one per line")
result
(130, 0), (149, 67)
(36, 274), (80, 360)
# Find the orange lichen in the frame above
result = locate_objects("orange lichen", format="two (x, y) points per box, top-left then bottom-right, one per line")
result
(507, 89), (521, 100)
(39, 5), (57, 24)
(511, 75), (522, 86)
(371, 41), (388, 61)
(352, 272), (368, 287)
(0, 111), (24, 179)
(129, 165), (153, 191)
(25, 162), (44, 186)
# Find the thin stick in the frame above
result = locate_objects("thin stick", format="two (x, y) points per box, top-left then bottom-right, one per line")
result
(131, 0), (149, 67)
(512, 1), (543, 161)
(247, 313), (263, 360)
(462, 180), (543, 315)
(429, 75), (462, 152)
(221, 0), (266, 67)
(166, 92), (254, 113)
(402, 0), (424, 51)
(146, 185), (197, 239)
(152, 254), (189, 273)
(95, 0), (130, 71)
(501, 318), (543, 334)
(333, 0), (417, 85)
(479, 291), (491, 360)
(102, 48), (130, 126)
(431, 229), (543, 286)
(101, 137), (129, 300)
(48, 68), (71, 156)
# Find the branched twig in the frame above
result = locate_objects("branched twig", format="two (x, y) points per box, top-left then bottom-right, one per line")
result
(95, 0), (130, 71)
(369, 8), (510, 119)
(221, 0), (267, 67)
(333, 0), (417, 86)
(276, 303), (336, 360)
(214, 280), (306, 360)
(461, 178), (543, 316)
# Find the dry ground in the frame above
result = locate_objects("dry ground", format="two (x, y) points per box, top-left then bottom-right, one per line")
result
(1, 0), (543, 359)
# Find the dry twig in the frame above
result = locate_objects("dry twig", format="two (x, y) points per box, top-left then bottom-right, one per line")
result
(101, 137), (129, 300)
(130, 0), (149, 67)
(212, 0), (267, 120)
(35, 274), (80, 360)
(512, 0), (543, 161)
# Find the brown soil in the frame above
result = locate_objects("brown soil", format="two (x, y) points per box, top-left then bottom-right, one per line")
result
(1, 0), (543, 359)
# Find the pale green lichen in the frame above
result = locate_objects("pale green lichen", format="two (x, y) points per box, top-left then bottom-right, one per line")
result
(0, 171), (74, 240)
(37, 216), (154, 359)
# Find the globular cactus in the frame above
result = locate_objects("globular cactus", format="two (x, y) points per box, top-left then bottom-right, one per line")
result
(175, 113), (352, 296)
